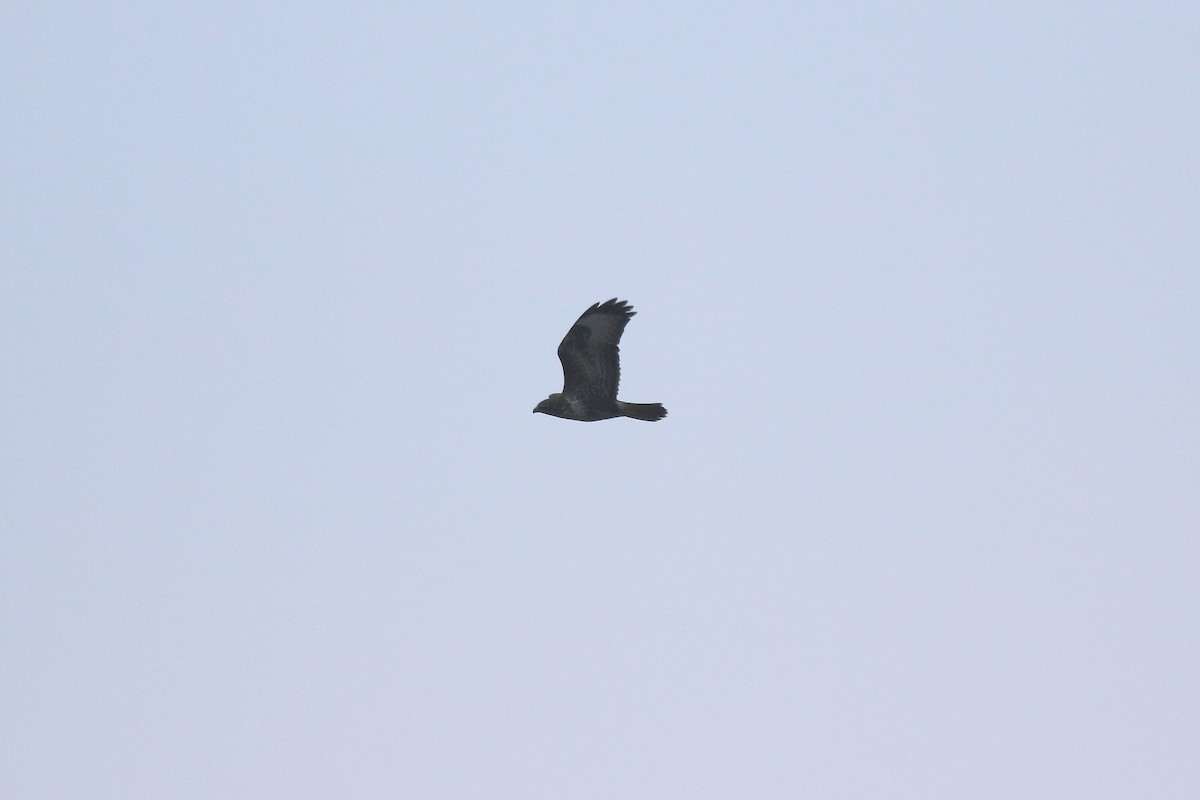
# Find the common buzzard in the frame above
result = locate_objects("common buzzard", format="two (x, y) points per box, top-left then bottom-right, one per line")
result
(533, 298), (667, 422)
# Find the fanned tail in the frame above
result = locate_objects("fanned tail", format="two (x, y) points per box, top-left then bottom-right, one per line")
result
(617, 401), (668, 422)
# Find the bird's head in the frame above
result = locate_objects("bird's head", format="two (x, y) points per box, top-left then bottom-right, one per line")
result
(533, 394), (562, 416)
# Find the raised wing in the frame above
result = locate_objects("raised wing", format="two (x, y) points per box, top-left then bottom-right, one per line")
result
(557, 298), (635, 401)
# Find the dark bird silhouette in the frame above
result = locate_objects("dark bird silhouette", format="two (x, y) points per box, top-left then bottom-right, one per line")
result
(533, 298), (667, 422)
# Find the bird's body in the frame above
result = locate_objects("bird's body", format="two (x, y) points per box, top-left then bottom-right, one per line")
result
(533, 298), (667, 422)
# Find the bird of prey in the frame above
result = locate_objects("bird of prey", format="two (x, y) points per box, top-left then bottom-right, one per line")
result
(533, 298), (667, 422)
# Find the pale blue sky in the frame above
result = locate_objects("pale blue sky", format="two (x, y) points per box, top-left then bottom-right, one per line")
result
(3, 3), (1198, 798)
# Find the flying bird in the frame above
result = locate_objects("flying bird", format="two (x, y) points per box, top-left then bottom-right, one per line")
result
(533, 298), (667, 422)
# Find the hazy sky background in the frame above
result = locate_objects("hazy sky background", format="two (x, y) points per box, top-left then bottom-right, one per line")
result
(3, 2), (1197, 797)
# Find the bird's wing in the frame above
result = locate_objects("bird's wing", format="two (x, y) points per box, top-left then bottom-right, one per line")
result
(556, 298), (634, 401)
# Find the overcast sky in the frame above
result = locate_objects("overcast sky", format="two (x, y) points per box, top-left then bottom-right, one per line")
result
(3, 3), (1197, 798)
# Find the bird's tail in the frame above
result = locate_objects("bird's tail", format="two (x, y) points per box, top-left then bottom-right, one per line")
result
(617, 401), (668, 422)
